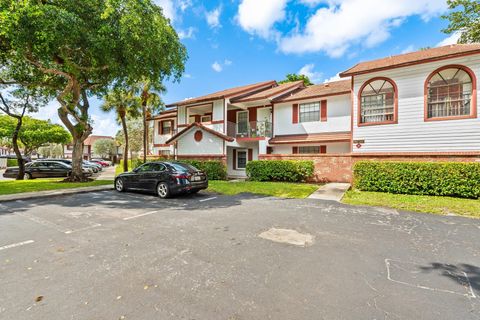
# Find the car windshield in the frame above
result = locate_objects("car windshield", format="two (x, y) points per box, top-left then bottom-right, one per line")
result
(168, 163), (198, 172)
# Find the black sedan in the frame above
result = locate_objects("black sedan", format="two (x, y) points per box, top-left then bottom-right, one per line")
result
(3, 160), (91, 179)
(114, 161), (208, 198)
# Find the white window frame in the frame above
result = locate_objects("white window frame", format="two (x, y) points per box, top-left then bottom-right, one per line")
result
(236, 111), (249, 135)
(299, 102), (320, 123)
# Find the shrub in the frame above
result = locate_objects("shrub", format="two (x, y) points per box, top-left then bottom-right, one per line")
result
(7, 159), (18, 167)
(246, 160), (314, 182)
(353, 161), (480, 199)
(178, 160), (227, 180)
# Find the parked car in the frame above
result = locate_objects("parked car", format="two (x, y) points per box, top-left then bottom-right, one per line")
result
(83, 160), (102, 172)
(43, 159), (99, 173)
(91, 159), (111, 167)
(2, 160), (92, 179)
(114, 161), (208, 198)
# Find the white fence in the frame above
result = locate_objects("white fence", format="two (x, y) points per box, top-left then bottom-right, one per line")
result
(0, 158), (6, 169)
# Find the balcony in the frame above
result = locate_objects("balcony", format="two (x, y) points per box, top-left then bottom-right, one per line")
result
(227, 121), (272, 139)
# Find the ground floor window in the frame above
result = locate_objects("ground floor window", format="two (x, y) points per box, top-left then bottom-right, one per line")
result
(158, 150), (171, 156)
(298, 146), (326, 154)
(237, 150), (247, 169)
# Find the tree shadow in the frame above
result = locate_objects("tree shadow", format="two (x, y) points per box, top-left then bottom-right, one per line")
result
(419, 263), (480, 292)
(0, 190), (270, 216)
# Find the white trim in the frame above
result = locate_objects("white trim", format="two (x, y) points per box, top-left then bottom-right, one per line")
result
(236, 148), (248, 170)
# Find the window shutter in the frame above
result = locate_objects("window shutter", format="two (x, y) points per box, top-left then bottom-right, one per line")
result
(249, 108), (257, 123)
(266, 147), (273, 154)
(292, 104), (299, 124)
(170, 120), (175, 134)
(321, 100), (327, 122)
(227, 110), (237, 123)
(292, 146), (298, 154)
(233, 149), (237, 170)
(158, 121), (162, 135)
(320, 145), (327, 154)
(248, 149), (253, 161)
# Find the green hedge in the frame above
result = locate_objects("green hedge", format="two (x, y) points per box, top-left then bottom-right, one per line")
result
(7, 159), (18, 167)
(353, 161), (480, 199)
(246, 160), (314, 182)
(178, 160), (227, 181)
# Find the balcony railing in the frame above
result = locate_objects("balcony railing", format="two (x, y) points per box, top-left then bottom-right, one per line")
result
(227, 121), (272, 138)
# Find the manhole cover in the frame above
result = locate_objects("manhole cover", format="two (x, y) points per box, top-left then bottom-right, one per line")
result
(258, 228), (314, 247)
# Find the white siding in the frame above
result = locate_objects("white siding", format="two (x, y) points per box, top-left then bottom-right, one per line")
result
(352, 55), (480, 153)
(177, 128), (224, 155)
(178, 106), (186, 125)
(226, 144), (259, 177)
(274, 94), (351, 136)
(212, 99), (224, 122)
(153, 118), (176, 145)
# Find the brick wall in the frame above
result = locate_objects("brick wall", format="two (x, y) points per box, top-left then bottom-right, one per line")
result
(259, 153), (480, 183)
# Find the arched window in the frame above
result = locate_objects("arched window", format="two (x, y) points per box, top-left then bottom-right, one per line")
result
(359, 77), (397, 125)
(426, 65), (476, 120)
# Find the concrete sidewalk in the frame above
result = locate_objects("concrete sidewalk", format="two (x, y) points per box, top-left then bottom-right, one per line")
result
(308, 183), (351, 201)
(0, 184), (113, 203)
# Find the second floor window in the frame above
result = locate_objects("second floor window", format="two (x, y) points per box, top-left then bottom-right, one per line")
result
(161, 121), (172, 135)
(426, 66), (474, 119)
(360, 78), (396, 125)
(299, 102), (320, 123)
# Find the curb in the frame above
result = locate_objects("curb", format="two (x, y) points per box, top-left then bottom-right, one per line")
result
(0, 185), (114, 203)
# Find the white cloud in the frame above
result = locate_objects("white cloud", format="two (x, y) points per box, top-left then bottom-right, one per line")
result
(153, 0), (176, 21)
(298, 64), (323, 83)
(401, 44), (415, 54)
(206, 7), (222, 28)
(238, 0), (448, 57)
(184, 73), (193, 79)
(323, 73), (348, 83)
(237, 0), (288, 39)
(224, 59), (232, 66)
(212, 62), (223, 72)
(91, 114), (120, 137)
(178, 27), (196, 39)
(179, 0), (192, 12)
(437, 32), (461, 47)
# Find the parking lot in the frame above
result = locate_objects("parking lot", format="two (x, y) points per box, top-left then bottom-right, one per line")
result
(0, 190), (479, 319)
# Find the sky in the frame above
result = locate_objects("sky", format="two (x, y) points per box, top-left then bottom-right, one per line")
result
(30, 0), (460, 137)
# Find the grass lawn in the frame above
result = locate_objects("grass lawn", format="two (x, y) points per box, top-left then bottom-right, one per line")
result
(342, 189), (480, 219)
(0, 179), (113, 195)
(207, 180), (319, 199)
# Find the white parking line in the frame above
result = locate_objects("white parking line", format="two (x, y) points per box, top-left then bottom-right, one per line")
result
(0, 240), (34, 252)
(123, 210), (159, 221)
(199, 197), (217, 202)
(64, 223), (102, 234)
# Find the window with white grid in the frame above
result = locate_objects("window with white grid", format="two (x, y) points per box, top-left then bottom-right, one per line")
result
(299, 102), (320, 123)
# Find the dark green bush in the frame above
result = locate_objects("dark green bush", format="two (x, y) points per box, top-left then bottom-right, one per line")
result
(178, 160), (227, 180)
(7, 159), (17, 167)
(246, 160), (314, 182)
(353, 161), (480, 199)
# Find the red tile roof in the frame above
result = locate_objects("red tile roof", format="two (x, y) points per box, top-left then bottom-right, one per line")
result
(83, 135), (114, 146)
(274, 80), (351, 103)
(165, 122), (234, 145)
(340, 44), (480, 77)
(166, 80), (277, 107)
(269, 132), (351, 144)
(230, 81), (305, 103)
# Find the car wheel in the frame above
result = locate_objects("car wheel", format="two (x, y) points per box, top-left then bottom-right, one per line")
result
(24, 173), (32, 180)
(115, 178), (125, 192)
(156, 182), (170, 199)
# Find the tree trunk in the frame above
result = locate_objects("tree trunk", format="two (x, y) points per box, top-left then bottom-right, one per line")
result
(142, 89), (148, 163)
(120, 114), (129, 173)
(12, 117), (24, 180)
(70, 138), (85, 181)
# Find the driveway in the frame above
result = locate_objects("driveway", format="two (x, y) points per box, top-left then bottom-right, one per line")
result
(0, 191), (478, 319)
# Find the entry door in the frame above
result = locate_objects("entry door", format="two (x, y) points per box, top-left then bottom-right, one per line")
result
(237, 111), (248, 136)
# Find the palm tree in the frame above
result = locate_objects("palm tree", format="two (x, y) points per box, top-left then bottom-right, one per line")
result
(136, 80), (165, 162)
(101, 88), (141, 173)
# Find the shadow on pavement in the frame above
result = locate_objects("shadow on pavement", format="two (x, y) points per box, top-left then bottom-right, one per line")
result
(419, 262), (480, 292)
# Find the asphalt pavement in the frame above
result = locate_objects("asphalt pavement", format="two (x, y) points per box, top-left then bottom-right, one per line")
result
(0, 190), (479, 319)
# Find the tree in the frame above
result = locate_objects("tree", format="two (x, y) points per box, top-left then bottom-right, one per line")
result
(0, 88), (44, 179)
(0, 114), (71, 159)
(278, 74), (313, 86)
(443, 0), (480, 43)
(135, 81), (165, 162)
(38, 144), (64, 158)
(101, 87), (141, 172)
(93, 139), (117, 159)
(0, 0), (187, 181)
(115, 117), (149, 160)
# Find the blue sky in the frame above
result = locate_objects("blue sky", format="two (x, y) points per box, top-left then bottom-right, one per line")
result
(32, 0), (460, 136)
